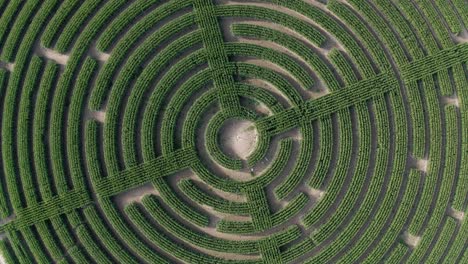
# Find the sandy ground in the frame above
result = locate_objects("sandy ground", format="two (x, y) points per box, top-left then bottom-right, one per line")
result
(452, 28), (468, 43)
(88, 45), (111, 62)
(447, 207), (465, 222)
(308, 188), (326, 200)
(34, 42), (109, 66)
(407, 156), (429, 172)
(84, 109), (106, 123)
(34, 46), (69, 65)
(114, 183), (160, 207)
(0, 215), (15, 226)
(415, 159), (429, 172)
(0, 61), (14, 72)
(401, 231), (421, 248)
(245, 100), (272, 116)
(441, 96), (460, 107)
(219, 119), (258, 160)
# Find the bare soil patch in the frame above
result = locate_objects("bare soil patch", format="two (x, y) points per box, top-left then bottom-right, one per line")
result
(219, 119), (258, 160)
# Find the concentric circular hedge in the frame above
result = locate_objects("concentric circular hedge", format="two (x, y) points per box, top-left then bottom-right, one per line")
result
(0, 0), (467, 263)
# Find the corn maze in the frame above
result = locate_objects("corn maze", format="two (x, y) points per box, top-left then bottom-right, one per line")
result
(0, 0), (467, 263)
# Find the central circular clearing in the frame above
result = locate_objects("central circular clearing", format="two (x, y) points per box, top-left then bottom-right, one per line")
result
(218, 119), (258, 160)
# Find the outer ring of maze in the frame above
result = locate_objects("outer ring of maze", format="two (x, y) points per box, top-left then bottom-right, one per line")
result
(0, 0), (467, 263)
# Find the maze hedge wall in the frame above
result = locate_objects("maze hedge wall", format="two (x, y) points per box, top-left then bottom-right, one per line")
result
(0, 0), (467, 263)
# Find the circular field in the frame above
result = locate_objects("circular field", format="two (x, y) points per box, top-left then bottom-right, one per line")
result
(0, 0), (467, 263)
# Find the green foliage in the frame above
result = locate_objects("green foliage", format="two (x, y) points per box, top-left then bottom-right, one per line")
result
(0, 0), (466, 263)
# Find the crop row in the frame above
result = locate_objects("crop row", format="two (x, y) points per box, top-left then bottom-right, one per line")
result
(97, 0), (193, 51)
(271, 193), (309, 226)
(101, 20), (201, 174)
(194, 0), (240, 110)
(347, 0), (409, 67)
(362, 169), (420, 263)
(180, 179), (250, 215)
(100, 198), (168, 263)
(385, 243), (408, 264)
(444, 214), (467, 263)
(41, 0), (81, 48)
(256, 72), (398, 135)
(302, 96), (390, 263)
(32, 62), (59, 201)
(0, 69), (10, 217)
(25, 212), (89, 263)
(0, 0), (39, 62)
(53, 0), (103, 53)
(308, 116), (333, 189)
(6, 189), (90, 231)
(22, 225), (51, 263)
(89, 10), (197, 110)
(451, 64), (468, 211)
(311, 102), (371, 244)
(121, 34), (204, 165)
(235, 62), (302, 107)
(264, 0), (377, 77)
(67, 58), (98, 191)
(181, 89), (218, 151)
(407, 102), (460, 263)
(232, 23), (341, 92)
(46, 0), (122, 197)
(258, 237), (282, 263)
(17, 56), (44, 206)
(235, 83), (285, 114)
(328, 48), (358, 85)
(407, 77), (442, 235)
(244, 139), (293, 190)
(1, 0), (61, 213)
(13, 210), (91, 263)
(434, 0), (462, 34)
(401, 43), (468, 82)
(83, 206), (138, 263)
(206, 111), (243, 170)
(235, 83), (283, 166)
(153, 177), (210, 227)
(225, 42), (315, 90)
(206, 140), (293, 228)
(124, 198), (257, 264)
(274, 124), (314, 199)
(94, 148), (197, 197)
(302, 108), (352, 228)
(6, 231), (31, 263)
(372, 0), (425, 61)
(417, 0), (453, 48)
(336, 90), (408, 264)
(425, 218), (457, 264)
(215, 4), (325, 47)
(246, 187), (273, 231)
(34, 220), (68, 261)
(139, 48), (207, 161)
(0, 0), (466, 263)
(141, 195), (259, 253)
(328, 0), (391, 72)
(0, 1), (23, 54)
(160, 70), (211, 154)
(452, 0), (468, 27)
(397, 0), (440, 55)
(0, 239), (17, 264)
